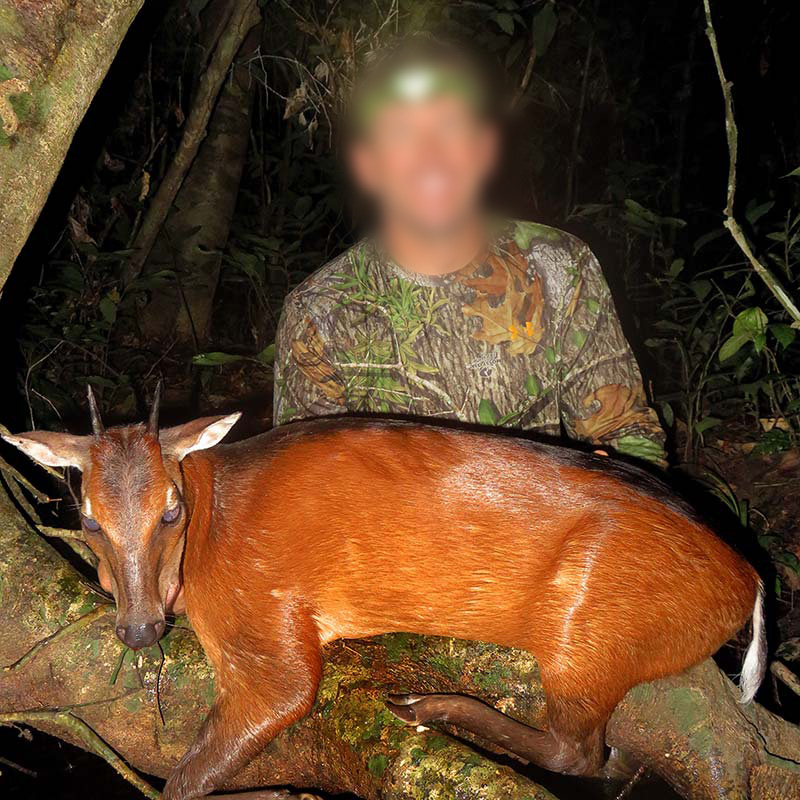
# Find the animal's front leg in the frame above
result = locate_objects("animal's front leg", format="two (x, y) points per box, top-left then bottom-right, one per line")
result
(163, 618), (322, 800)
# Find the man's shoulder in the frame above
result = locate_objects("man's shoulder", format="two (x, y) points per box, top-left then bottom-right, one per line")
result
(501, 220), (598, 301)
(282, 241), (368, 318)
(503, 219), (588, 260)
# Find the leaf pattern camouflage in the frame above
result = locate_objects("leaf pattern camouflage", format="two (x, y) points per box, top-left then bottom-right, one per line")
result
(273, 220), (666, 463)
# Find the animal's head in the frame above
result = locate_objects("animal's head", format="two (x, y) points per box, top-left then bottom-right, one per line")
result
(2, 385), (240, 650)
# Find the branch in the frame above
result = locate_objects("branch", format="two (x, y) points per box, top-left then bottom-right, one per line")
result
(0, 0), (145, 290)
(0, 710), (160, 799)
(121, 0), (261, 286)
(702, 0), (800, 327)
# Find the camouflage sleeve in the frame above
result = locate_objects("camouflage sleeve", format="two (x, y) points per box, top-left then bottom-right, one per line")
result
(273, 292), (348, 426)
(557, 245), (667, 465)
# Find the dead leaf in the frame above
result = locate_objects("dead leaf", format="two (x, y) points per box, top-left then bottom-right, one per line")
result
(291, 318), (345, 401)
(574, 384), (661, 441)
(461, 243), (545, 355)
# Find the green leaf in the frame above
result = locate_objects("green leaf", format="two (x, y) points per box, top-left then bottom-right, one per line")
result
(294, 195), (313, 218)
(544, 346), (557, 364)
(690, 280), (712, 301)
(668, 258), (685, 277)
(571, 328), (588, 349)
(745, 200), (775, 226)
(615, 435), (664, 463)
(494, 12), (514, 35)
(525, 374), (541, 397)
(478, 398), (499, 425)
(513, 220), (561, 249)
(98, 295), (117, 325)
(753, 428), (791, 456)
(692, 227), (726, 254)
(770, 324), (796, 349)
(191, 352), (245, 366)
(718, 334), (748, 361)
(782, 165), (800, 178)
(505, 38), (525, 68)
(256, 343), (276, 364)
(532, 4), (558, 57)
(732, 306), (768, 339)
(86, 375), (117, 390)
(659, 401), (674, 428)
(694, 417), (721, 435)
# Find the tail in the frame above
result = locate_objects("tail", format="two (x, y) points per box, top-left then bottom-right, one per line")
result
(738, 580), (767, 704)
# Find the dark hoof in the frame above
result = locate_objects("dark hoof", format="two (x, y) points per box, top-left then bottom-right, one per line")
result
(385, 695), (422, 724)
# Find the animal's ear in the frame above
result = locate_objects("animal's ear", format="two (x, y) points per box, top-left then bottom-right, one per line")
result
(2, 431), (91, 470)
(159, 413), (241, 461)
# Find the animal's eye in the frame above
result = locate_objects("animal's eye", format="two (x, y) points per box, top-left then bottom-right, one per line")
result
(162, 505), (181, 525)
(82, 516), (101, 533)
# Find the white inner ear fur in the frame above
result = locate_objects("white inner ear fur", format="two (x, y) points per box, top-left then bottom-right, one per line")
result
(1, 433), (86, 471)
(177, 412), (241, 460)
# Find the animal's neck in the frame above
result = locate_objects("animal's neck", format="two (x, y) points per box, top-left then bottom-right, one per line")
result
(179, 452), (216, 582)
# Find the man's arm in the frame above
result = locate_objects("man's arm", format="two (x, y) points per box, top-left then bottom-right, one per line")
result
(273, 294), (348, 425)
(557, 244), (667, 465)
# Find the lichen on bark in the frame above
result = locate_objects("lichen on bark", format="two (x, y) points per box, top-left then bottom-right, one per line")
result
(0, 0), (145, 284)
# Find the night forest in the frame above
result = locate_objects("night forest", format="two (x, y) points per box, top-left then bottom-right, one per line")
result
(1, 1), (800, 799)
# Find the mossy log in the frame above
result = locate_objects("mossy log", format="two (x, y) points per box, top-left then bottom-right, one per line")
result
(0, 481), (799, 800)
(0, 0), (144, 283)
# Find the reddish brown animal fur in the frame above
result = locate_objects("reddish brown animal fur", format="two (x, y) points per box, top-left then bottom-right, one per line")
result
(4, 413), (763, 799)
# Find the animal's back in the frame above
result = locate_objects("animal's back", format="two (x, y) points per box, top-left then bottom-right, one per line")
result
(210, 418), (757, 660)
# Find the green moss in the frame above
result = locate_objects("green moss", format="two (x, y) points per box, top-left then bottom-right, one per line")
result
(381, 632), (419, 663)
(390, 735), (558, 799)
(665, 687), (708, 729)
(428, 652), (464, 681)
(123, 694), (143, 713)
(426, 734), (450, 752)
(473, 663), (512, 692)
(0, 7), (23, 38)
(367, 753), (389, 778)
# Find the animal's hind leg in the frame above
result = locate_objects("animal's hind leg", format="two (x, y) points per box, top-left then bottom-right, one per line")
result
(385, 691), (606, 777)
(535, 690), (607, 776)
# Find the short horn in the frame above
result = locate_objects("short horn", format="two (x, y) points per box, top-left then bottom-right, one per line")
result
(87, 385), (104, 437)
(148, 379), (163, 435)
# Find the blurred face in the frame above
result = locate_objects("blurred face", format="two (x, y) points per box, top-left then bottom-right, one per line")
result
(349, 93), (498, 238)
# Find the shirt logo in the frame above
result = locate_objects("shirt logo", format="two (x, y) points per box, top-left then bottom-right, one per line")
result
(468, 350), (500, 378)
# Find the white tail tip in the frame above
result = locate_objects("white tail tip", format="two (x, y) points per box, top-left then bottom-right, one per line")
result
(739, 581), (766, 704)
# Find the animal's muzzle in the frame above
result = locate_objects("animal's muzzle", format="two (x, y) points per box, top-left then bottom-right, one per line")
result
(116, 620), (165, 649)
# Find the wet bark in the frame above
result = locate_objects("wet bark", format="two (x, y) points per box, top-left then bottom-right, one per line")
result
(0, 0), (144, 284)
(1, 480), (798, 800)
(136, 3), (261, 345)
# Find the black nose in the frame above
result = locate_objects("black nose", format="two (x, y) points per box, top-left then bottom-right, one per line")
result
(116, 620), (165, 649)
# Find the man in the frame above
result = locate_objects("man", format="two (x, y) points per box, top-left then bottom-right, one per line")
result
(273, 38), (665, 464)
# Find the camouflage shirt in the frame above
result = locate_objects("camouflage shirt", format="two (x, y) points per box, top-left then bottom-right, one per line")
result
(273, 220), (666, 463)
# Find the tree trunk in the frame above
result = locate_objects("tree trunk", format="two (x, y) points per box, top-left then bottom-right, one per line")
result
(1, 480), (798, 800)
(0, 0), (144, 284)
(137, 3), (260, 346)
(121, 0), (260, 288)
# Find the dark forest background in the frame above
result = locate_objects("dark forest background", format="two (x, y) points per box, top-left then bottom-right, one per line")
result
(2, 0), (800, 796)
